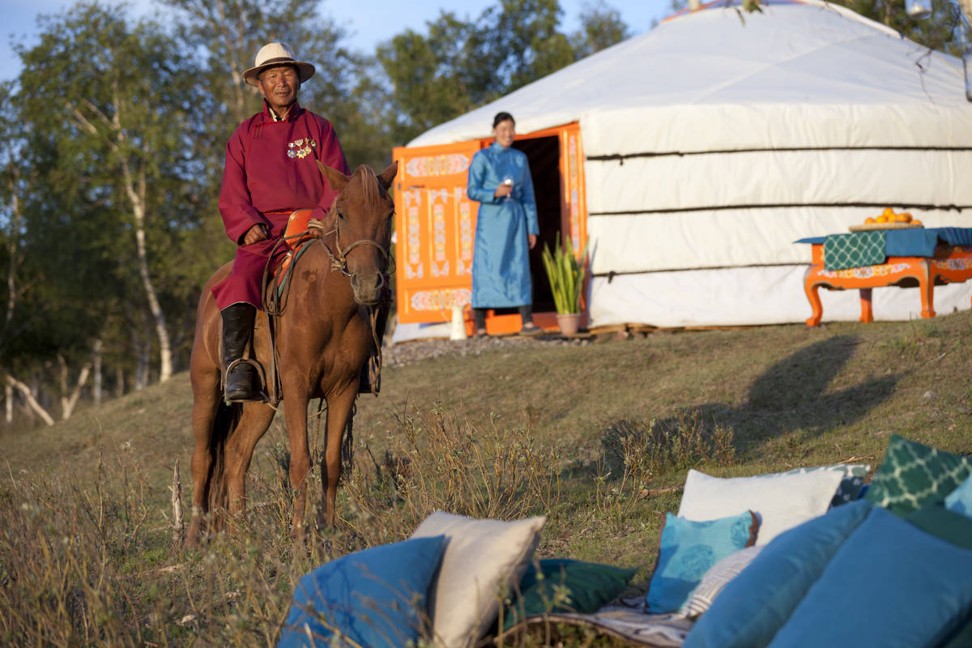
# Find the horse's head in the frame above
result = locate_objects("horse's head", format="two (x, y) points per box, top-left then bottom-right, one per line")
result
(317, 161), (398, 306)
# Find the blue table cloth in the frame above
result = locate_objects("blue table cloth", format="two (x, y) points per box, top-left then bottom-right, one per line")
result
(795, 227), (972, 270)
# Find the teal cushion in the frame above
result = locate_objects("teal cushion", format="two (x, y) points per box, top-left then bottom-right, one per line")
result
(502, 558), (638, 630)
(907, 504), (972, 648)
(684, 499), (872, 648)
(940, 618), (972, 648)
(945, 474), (972, 519)
(278, 535), (446, 648)
(907, 503), (972, 550)
(768, 507), (972, 647)
(865, 435), (972, 514)
(646, 511), (757, 613)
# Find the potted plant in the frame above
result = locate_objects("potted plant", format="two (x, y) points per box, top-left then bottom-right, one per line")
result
(541, 236), (587, 336)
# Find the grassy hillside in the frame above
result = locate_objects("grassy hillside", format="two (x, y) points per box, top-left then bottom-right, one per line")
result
(3, 311), (971, 645)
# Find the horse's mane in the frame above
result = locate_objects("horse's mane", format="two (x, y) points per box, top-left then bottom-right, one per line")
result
(350, 165), (391, 210)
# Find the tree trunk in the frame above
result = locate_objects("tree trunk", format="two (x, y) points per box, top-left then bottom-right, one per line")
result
(3, 166), (22, 330)
(92, 338), (103, 405)
(71, 96), (174, 385)
(116, 131), (173, 383)
(133, 322), (150, 391)
(57, 352), (92, 420)
(5, 383), (12, 424)
(5, 375), (55, 426)
(115, 366), (126, 398)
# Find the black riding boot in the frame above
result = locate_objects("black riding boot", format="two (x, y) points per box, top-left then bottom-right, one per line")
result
(221, 303), (259, 402)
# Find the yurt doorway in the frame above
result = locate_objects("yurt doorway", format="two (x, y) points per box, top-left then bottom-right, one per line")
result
(513, 135), (562, 315)
(390, 122), (587, 335)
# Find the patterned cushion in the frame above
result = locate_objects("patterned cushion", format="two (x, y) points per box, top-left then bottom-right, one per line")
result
(945, 474), (972, 519)
(865, 435), (972, 515)
(646, 511), (758, 613)
(679, 545), (764, 619)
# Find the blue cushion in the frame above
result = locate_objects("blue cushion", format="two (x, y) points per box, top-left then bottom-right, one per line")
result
(277, 535), (446, 648)
(684, 499), (872, 648)
(768, 507), (972, 647)
(945, 474), (972, 518)
(646, 511), (757, 613)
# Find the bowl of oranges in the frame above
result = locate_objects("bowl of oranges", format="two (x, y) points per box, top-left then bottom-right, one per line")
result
(849, 207), (924, 232)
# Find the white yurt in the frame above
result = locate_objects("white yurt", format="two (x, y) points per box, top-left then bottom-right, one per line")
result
(393, 0), (972, 339)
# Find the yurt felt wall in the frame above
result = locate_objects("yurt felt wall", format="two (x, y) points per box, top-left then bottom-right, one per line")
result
(404, 0), (972, 329)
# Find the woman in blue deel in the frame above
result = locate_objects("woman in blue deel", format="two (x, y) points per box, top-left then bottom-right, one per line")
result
(466, 112), (541, 336)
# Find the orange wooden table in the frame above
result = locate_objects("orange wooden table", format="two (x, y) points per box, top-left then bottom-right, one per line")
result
(803, 242), (972, 327)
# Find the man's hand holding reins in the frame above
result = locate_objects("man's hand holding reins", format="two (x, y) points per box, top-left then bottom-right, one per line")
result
(243, 223), (269, 246)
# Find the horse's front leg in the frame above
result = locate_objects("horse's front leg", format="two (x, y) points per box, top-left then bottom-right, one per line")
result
(223, 403), (276, 525)
(321, 385), (358, 528)
(282, 395), (313, 536)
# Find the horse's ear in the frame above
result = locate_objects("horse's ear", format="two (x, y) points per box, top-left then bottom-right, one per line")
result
(317, 161), (350, 192)
(377, 161), (398, 190)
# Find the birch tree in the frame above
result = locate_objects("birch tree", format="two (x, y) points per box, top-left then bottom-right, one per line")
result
(16, 3), (202, 386)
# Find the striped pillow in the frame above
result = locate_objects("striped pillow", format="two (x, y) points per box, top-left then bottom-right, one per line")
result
(679, 545), (764, 619)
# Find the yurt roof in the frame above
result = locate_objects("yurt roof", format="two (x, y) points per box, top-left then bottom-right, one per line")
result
(407, 0), (970, 155)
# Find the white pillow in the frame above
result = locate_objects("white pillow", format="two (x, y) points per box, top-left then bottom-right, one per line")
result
(679, 545), (764, 619)
(677, 469), (844, 545)
(410, 511), (546, 648)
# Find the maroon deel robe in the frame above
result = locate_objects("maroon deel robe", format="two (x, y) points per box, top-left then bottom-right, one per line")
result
(211, 101), (350, 310)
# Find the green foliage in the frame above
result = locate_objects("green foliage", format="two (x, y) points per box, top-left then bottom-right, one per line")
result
(541, 236), (586, 314)
(376, 0), (631, 144)
(816, 0), (968, 54)
(9, 2), (206, 388)
(570, 0), (633, 58)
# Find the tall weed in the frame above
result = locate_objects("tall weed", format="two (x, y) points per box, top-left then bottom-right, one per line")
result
(341, 405), (563, 546)
(600, 409), (736, 484)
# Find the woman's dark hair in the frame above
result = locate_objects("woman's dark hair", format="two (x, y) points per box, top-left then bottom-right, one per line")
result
(493, 112), (515, 128)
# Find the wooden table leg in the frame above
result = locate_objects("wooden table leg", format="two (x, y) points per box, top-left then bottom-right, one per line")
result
(918, 260), (935, 319)
(858, 288), (873, 323)
(804, 271), (823, 327)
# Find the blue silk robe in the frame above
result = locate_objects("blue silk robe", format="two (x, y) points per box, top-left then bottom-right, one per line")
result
(466, 143), (539, 308)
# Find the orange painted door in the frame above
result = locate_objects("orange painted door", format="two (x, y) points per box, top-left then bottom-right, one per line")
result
(392, 141), (483, 324)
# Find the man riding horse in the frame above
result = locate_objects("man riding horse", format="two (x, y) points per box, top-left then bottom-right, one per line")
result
(212, 42), (351, 401)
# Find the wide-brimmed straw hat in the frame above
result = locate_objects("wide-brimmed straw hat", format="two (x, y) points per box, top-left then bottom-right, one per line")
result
(243, 42), (315, 86)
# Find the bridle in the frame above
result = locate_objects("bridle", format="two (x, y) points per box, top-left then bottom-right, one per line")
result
(309, 207), (392, 279)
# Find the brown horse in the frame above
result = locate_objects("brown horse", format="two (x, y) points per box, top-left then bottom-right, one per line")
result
(186, 162), (397, 544)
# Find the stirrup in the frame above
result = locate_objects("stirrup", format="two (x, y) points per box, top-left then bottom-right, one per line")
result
(223, 358), (266, 403)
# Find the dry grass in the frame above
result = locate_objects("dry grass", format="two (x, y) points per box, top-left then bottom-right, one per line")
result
(3, 310), (972, 645)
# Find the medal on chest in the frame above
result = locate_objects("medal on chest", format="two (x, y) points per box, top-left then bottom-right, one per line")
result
(287, 138), (317, 159)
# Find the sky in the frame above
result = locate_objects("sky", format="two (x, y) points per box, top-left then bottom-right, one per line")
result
(1, 0), (673, 83)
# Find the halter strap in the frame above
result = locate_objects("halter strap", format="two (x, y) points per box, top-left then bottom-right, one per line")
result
(310, 217), (390, 277)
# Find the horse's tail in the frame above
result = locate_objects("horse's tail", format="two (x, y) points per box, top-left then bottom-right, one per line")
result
(207, 401), (241, 520)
